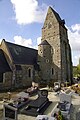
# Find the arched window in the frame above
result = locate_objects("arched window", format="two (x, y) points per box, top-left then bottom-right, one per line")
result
(0, 73), (3, 83)
(28, 69), (31, 78)
(52, 68), (54, 75)
(51, 47), (55, 54)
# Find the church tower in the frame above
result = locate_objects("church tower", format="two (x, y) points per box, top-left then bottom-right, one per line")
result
(38, 7), (73, 84)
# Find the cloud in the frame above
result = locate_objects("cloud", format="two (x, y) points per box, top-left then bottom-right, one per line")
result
(71, 24), (80, 32)
(13, 36), (41, 50)
(11, 0), (48, 25)
(67, 24), (80, 65)
(68, 24), (80, 51)
(37, 37), (41, 45)
(72, 52), (80, 66)
(14, 36), (33, 48)
(0, 38), (3, 44)
(74, 55), (80, 60)
(32, 37), (41, 49)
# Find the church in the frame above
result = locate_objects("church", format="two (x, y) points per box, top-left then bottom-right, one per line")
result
(0, 7), (73, 90)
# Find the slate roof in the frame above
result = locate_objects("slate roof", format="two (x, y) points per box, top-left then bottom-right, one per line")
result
(6, 41), (38, 65)
(0, 49), (11, 73)
(38, 40), (50, 46)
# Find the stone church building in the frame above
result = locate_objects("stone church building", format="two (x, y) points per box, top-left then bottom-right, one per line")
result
(0, 7), (73, 90)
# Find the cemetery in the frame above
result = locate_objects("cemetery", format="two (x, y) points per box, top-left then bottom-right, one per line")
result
(0, 83), (80, 120)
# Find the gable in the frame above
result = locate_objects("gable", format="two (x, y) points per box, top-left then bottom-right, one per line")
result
(0, 49), (11, 73)
(49, 7), (61, 22)
(43, 6), (65, 29)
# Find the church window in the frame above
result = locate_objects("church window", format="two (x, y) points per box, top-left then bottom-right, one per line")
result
(51, 48), (55, 54)
(51, 68), (54, 75)
(46, 59), (49, 63)
(0, 73), (3, 83)
(28, 69), (31, 78)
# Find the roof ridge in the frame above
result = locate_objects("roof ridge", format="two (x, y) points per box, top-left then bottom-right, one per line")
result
(39, 40), (50, 46)
(6, 41), (37, 51)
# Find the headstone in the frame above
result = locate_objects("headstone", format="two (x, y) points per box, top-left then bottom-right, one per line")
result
(36, 115), (55, 120)
(76, 108), (80, 120)
(3, 104), (18, 120)
(16, 92), (29, 99)
(59, 92), (72, 104)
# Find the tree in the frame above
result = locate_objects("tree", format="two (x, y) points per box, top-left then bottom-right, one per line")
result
(73, 64), (80, 79)
(77, 64), (80, 78)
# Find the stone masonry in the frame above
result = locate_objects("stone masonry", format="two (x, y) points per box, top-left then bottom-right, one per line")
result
(38, 7), (73, 84)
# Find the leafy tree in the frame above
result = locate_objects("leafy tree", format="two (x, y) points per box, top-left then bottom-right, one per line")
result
(73, 64), (80, 78)
(77, 64), (80, 78)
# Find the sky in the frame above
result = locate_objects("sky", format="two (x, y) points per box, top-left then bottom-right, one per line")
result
(0, 0), (80, 66)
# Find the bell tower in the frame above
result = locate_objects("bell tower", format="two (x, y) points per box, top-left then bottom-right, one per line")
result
(39, 6), (73, 84)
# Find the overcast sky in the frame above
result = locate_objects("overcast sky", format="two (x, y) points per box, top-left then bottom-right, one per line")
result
(0, 0), (80, 66)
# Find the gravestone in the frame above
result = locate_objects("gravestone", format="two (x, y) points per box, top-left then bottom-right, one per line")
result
(76, 108), (80, 120)
(3, 104), (18, 120)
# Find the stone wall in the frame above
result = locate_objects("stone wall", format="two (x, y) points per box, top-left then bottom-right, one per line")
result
(0, 64), (34, 90)
(0, 72), (12, 89)
(15, 64), (34, 87)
